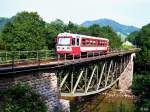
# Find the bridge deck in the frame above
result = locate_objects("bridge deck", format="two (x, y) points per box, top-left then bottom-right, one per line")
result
(0, 49), (140, 75)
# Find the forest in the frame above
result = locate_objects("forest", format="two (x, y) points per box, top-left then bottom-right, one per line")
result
(0, 11), (122, 51)
(0, 11), (149, 112)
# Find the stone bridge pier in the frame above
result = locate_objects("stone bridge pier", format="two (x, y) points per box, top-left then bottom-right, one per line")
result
(119, 53), (135, 91)
(0, 72), (69, 112)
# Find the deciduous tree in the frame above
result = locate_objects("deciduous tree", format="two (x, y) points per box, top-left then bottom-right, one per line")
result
(1, 11), (47, 51)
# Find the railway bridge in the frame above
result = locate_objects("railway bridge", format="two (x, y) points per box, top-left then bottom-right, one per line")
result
(0, 48), (140, 111)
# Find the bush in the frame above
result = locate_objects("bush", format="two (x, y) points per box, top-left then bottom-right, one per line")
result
(0, 83), (47, 112)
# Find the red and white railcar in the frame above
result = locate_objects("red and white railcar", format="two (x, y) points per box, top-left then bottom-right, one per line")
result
(56, 32), (109, 56)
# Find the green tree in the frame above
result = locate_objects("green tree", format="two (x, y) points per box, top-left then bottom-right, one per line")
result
(128, 24), (150, 73)
(77, 26), (89, 35)
(0, 33), (5, 50)
(127, 31), (139, 45)
(1, 11), (47, 51)
(88, 24), (102, 37)
(100, 26), (122, 48)
(46, 19), (66, 49)
(135, 24), (150, 62)
(66, 21), (78, 33)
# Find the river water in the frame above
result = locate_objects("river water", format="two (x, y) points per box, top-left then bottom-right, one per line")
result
(69, 91), (135, 112)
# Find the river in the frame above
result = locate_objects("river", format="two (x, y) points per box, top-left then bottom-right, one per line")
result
(67, 90), (135, 112)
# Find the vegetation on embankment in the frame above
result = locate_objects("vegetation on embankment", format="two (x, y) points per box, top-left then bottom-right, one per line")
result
(127, 23), (150, 112)
(0, 83), (47, 112)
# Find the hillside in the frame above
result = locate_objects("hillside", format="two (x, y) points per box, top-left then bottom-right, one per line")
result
(0, 17), (10, 31)
(81, 18), (139, 36)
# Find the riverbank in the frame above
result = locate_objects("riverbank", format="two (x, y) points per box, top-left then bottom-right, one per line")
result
(100, 89), (136, 99)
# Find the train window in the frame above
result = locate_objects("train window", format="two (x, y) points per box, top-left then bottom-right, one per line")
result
(102, 41), (104, 46)
(90, 41), (93, 46)
(77, 38), (79, 46)
(72, 38), (75, 46)
(85, 39), (88, 46)
(93, 41), (95, 46)
(87, 40), (90, 46)
(104, 42), (106, 46)
(98, 41), (101, 46)
(82, 39), (86, 46)
(100, 41), (103, 46)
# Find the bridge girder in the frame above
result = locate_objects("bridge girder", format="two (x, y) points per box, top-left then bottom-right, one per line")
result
(58, 54), (130, 97)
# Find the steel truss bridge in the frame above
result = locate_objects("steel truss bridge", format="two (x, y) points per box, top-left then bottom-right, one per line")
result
(0, 49), (140, 96)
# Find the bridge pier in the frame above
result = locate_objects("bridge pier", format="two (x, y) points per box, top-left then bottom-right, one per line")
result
(119, 53), (135, 91)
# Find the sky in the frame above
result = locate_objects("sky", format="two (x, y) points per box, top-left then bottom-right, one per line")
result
(0, 0), (150, 28)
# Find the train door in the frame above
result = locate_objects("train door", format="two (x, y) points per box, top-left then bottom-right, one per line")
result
(72, 37), (80, 55)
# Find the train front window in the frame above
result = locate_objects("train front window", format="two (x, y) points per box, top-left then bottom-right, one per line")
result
(58, 37), (70, 45)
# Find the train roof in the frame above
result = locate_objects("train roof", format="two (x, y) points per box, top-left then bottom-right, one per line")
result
(58, 32), (109, 41)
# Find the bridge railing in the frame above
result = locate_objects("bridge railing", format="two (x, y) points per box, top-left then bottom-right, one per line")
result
(0, 50), (57, 67)
(0, 48), (140, 69)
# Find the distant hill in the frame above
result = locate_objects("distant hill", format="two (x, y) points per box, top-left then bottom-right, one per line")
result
(81, 18), (140, 36)
(0, 17), (10, 32)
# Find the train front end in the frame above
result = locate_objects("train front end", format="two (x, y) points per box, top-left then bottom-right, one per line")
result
(56, 33), (72, 55)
